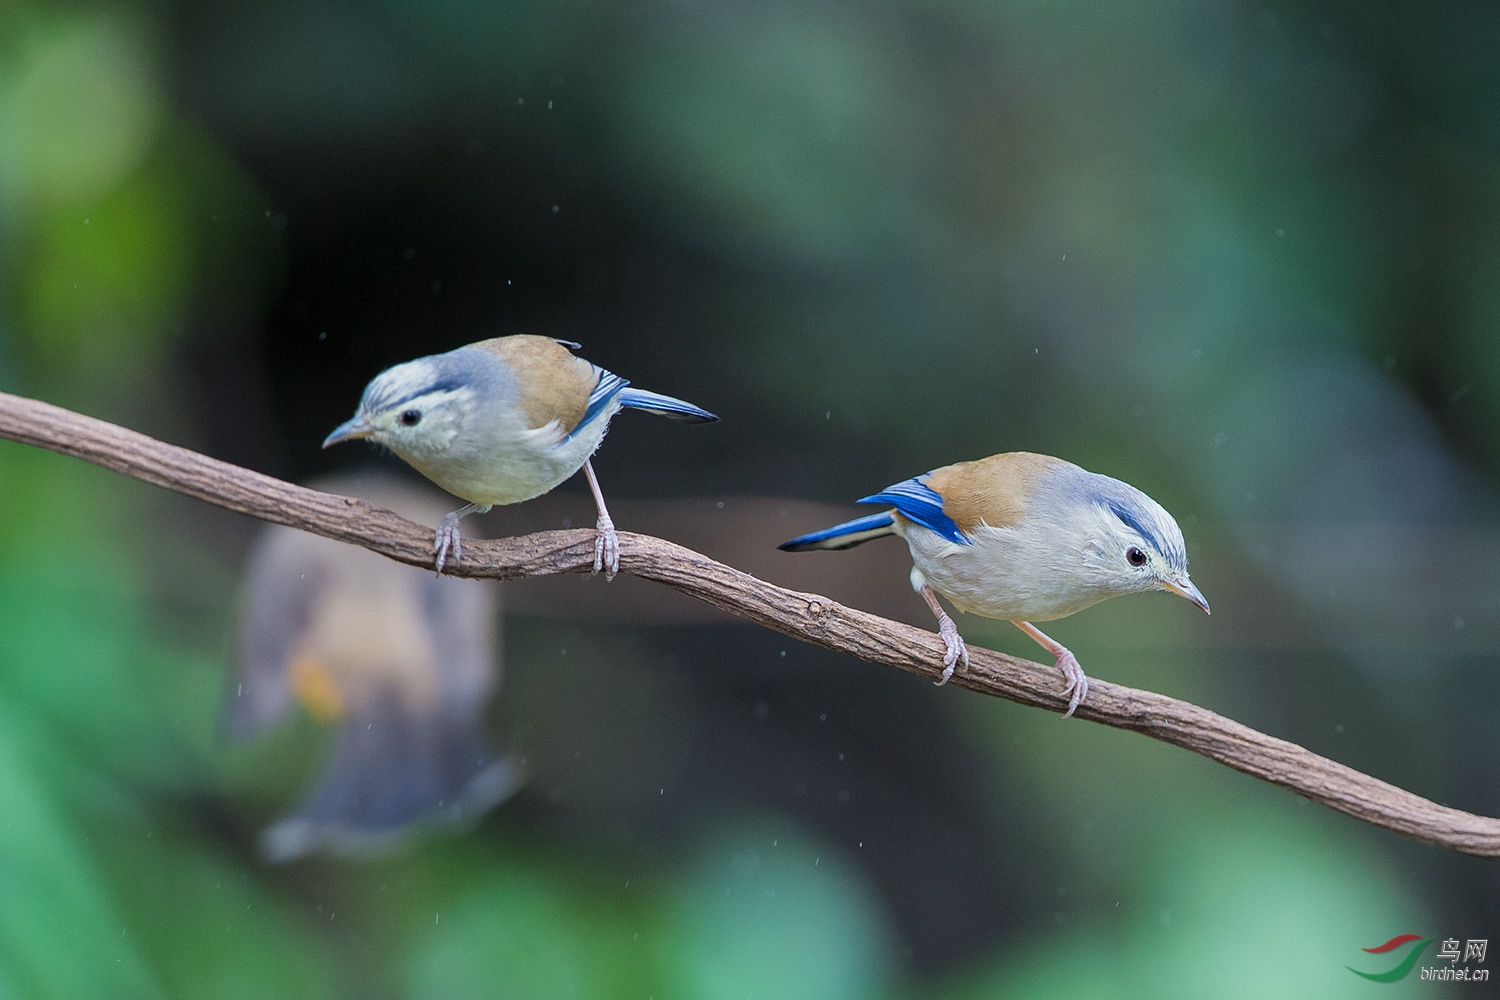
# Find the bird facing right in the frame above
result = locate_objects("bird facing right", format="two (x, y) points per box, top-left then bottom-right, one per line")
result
(779, 452), (1210, 717)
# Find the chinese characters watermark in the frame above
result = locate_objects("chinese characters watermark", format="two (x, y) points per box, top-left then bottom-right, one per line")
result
(1348, 934), (1489, 984)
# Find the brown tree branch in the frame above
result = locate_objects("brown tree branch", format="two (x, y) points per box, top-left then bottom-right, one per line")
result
(2, 389), (1497, 858)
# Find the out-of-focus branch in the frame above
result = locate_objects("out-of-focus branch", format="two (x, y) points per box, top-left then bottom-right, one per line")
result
(2, 389), (1498, 858)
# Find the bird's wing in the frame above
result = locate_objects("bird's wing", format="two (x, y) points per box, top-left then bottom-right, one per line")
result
(922, 452), (1068, 536)
(225, 526), (331, 740)
(419, 572), (501, 709)
(566, 370), (630, 440)
(858, 477), (970, 545)
(477, 335), (601, 434)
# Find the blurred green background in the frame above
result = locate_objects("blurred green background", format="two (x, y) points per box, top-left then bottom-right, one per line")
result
(2, 0), (1498, 995)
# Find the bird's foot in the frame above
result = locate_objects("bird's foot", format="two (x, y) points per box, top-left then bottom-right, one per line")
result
(934, 613), (969, 686)
(1054, 647), (1089, 718)
(434, 513), (463, 575)
(594, 512), (620, 579)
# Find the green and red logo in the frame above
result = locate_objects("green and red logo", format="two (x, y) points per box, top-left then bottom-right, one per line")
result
(1347, 934), (1434, 982)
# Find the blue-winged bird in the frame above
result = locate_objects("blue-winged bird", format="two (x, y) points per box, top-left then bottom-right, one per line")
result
(780, 453), (1209, 717)
(323, 335), (716, 576)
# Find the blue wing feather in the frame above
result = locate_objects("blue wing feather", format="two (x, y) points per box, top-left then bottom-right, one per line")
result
(568, 371), (630, 440)
(858, 477), (970, 545)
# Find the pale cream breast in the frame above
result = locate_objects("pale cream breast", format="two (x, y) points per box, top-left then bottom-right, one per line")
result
(924, 452), (1072, 535)
(904, 518), (1116, 622)
(472, 335), (599, 433)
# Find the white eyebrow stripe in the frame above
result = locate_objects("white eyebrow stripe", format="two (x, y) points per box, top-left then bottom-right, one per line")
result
(403, 388), (469, 412)
(356, 356), (441, 409)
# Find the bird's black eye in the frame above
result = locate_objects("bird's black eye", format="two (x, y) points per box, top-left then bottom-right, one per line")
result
(1126, 546), (1148, 567)
(400, 409), (422, 427)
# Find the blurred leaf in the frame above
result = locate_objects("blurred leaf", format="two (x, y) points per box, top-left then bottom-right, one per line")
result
(658, 818), (897, 1000)
(933, 811), (1428, 1000)
(400, 848), (664, 1000)
(94, 830), (340, 1000)
(18, 162), (193, 367)
(0, 12), (163, 209)
(0, 450), (219, 786)
(0, 707), (165, 999)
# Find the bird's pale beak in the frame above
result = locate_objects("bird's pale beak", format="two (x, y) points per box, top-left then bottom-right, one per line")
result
(322, 416), (374, 449)
(1163, 577), (1211, 615)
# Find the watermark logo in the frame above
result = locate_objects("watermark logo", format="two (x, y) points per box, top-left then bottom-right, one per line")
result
(1348, 934), (1489, 984)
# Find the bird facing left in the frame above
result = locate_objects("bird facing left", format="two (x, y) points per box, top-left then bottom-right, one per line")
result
(323, 335), (718, 576)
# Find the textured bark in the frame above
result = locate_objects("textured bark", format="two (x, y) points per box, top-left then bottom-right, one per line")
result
(2, 389), (1497, 857)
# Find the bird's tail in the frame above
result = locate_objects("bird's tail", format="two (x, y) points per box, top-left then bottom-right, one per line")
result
(260, 692), (525, 862)
(616, 387), (718, 423)
(778, 511), (896, 551)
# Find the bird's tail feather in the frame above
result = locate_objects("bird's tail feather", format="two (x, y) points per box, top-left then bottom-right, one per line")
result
(617, 387), (718, 422)
(779, 511), (896, 551)
(259, 693), (525, 862)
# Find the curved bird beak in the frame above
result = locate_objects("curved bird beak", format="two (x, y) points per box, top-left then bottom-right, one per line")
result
(322, 416), (374, 449)
(1163, 577), (1211, 615)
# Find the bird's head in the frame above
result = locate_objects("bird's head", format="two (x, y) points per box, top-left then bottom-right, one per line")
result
(1073, 475), (1210, 614)
(323, 348), (499, 463)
